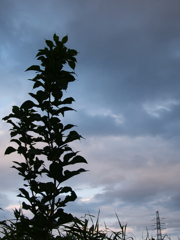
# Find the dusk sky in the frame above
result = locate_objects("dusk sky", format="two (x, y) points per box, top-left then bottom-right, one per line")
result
(0, 1), (180, 239)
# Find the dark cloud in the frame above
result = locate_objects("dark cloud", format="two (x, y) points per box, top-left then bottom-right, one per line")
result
(0, 1), (180, 238)
(163, 192), (180, 211)
(66, 105), (180, 139)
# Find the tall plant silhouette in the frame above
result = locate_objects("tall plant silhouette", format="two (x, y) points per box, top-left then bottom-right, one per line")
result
(1, 34), (87, 239)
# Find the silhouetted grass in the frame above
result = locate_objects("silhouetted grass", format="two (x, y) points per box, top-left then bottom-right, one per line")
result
(0, 211), (174, 240)
(56, 211), (171, 240)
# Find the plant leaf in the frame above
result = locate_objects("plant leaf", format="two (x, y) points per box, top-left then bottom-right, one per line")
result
(68, 60), (75, 70)
(4, 146), (16, 155)
(62, 35), (68, 44)
(69, 155), (88, 165)
(45, 40), (54, 49)
(20, 100), (35, 109)
(25, 65), (42, 72)
(61, 97), (75, 105)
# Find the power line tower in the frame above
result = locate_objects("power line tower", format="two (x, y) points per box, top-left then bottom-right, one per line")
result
(151, 211), (165, 240)
(156, 211), (162, 240)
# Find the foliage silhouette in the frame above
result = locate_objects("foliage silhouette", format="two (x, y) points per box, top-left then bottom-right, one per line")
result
(0, 34), (87, 239)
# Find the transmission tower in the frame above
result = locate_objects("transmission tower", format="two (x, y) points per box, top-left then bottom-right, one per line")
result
(151, 211), (165, 240)
(156, 211), (162, 240)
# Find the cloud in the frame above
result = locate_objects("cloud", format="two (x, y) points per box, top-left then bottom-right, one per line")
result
(1, 0), (180, 238)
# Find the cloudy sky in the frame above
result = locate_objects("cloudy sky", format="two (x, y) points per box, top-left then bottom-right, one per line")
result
(0, 0), (180, 238)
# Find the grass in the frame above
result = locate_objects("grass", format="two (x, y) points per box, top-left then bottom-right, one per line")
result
(58, 211), (131, 240)
(56, 211), (170, 240)
(0, 210), (173, 240)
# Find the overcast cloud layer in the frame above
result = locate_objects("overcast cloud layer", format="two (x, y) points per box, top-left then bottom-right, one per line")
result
(0, 0), (180, 238)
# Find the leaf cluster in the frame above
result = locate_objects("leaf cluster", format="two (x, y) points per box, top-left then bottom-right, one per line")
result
(1, 34), (87, 239)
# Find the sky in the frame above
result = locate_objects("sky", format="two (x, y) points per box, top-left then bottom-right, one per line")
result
(0, 0), (180, 238)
